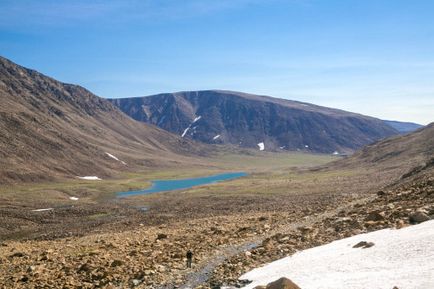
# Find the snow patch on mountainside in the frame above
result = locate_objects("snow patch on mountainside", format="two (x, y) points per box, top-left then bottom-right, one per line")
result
(78, 176), (102, 180)
(181, 127), (190, 137)
(257, 142), (265, 151)
(213, 134), (221, 140)
(240, 220), (434, 289)
(31, 208), (54, 212)
(181, 116), (202, 138)
(105, 152), (126, 165)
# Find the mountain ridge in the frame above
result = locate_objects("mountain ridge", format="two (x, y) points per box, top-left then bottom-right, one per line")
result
(0, 56), (206, 183)
(110, 90), (400, 153)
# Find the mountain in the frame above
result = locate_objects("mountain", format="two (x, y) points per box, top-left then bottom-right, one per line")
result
(109, 90), (399, 154)
(0, 56), (205, 184)
(383, 120), (423, 134)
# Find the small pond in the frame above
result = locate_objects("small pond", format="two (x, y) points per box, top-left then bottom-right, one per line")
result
(117, 172), (247, 198)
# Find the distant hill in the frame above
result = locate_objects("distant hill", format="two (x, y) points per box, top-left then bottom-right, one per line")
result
(0, 57), (205, 183)
(383, 120), (423, 134)
(110, 90), (399, 154)
(333, 123), (434, 176)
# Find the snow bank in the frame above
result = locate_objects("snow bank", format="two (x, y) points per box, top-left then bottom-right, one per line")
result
(182, 116), (202, 137)
(105, 152), (126, 165)
(181, 127), (190, 137)
(78, 176), (102, 180)
(69, 197), (79, 201)
(213, 134), (221, 140)
(240, 220), (434, 289)
(257, 142), (265, 151)
(32, 208), (54, 212)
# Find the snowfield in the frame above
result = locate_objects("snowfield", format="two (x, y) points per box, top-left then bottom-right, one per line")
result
(105, 152), (126, 165)
(77, 176), (102, 180)
(240, 220), (434, 289)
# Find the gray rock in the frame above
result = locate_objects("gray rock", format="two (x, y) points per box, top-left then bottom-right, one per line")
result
(409, 211), (431, 224)
(265, 277), (301, 289)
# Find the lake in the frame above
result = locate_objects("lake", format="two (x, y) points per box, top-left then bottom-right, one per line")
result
(116, 172), (247, 198)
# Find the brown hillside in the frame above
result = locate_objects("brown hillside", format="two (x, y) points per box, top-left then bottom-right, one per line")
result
(0, 56), (206, 184)
(331, 123), (434, 177)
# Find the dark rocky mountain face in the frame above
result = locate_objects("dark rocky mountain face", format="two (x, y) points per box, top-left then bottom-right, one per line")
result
(110, 90), (399, 153)
(383, 120), (423, 134)
(0, 56), (205, 183)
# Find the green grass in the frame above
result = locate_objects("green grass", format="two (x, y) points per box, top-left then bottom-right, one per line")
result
(0, 151), (340, 203)
(211, 151), (337, 171)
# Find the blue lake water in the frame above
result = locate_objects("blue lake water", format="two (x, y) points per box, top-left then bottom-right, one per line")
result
(116, 172), (247, 198)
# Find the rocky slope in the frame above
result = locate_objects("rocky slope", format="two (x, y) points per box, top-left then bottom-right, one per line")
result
(110, 90), (399, 153)
(0, 56), (205, 183)
(332, 123), (434, 175)
(212, 169), (434, 288)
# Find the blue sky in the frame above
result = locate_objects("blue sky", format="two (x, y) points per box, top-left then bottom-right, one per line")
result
(1, 0), (433, 124)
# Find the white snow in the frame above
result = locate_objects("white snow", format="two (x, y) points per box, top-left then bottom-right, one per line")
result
(32, 208), (54, 212)
(213, 135), (221, 140)
(105, 152), (126, 165)
(78, 176), (102, 180)
(304, 144), (309, 148)
(181, 116), (202, 137)
(257, 142), (265, 151)
(181, 127), (190, 137)
(279, 146), (285, 149)
(240, 220), (434, 289)
(69, 197), (79, 201)
(105, 152), (120, 161)
(333, 151), (340, 155)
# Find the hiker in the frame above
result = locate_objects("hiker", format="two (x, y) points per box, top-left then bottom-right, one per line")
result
(186, 250), (193, 268)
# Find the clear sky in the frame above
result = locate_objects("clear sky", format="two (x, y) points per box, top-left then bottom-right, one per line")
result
(1, 0), (433, 124)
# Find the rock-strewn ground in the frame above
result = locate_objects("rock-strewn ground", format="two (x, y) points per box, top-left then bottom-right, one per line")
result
(208, 171), (434, 288)
(0, 170), (431, 289)
(0, 195), (346, 289)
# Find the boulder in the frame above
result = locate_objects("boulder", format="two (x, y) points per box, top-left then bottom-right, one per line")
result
(409, 211), (430, 224)
(365, 211), (385, 222)
(9, 252), (26, 258)
(353, 241), (375, 249)
(265, 277), (301, 289)
(156, 233), (168, 240)
(111, 259), (124, 267)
